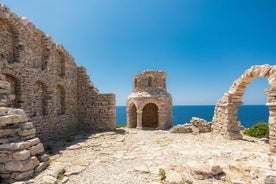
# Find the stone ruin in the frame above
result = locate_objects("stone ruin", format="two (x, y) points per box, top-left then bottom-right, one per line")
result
(127, 70), (172, 129)
(0, 4), (116, 139)
(0, 3), (116, 182)
(170, 117), (212, 134)
(212, 64), (276, 153)
(0, 107), (49, 183)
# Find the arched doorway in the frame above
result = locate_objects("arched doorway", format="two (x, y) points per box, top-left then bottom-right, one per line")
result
(128, 103), (137, 128)
(212, 65), (276, 152)
(142, 103), (158, 128)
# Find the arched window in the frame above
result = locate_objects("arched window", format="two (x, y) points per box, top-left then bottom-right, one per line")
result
(33, 81), (47, 116)
(56, 85), (65, 115)
(56, 50), (65, 77)
(148, 76), (152, 87)
(5, 74), (20, 108)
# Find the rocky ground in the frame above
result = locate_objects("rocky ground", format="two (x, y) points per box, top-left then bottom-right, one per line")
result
(20, 128), (276, 184)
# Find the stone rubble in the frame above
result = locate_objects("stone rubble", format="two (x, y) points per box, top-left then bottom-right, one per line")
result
(169, 117), (211, 134)
(0, 107), (49, 183)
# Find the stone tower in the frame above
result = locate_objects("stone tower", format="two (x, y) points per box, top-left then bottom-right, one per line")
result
(127, 70), (172, 129)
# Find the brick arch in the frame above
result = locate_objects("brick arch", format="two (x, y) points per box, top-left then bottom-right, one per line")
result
(127, 102), (137, 128)
(142, 103), (159, 128)
(212, 64), (276, 153)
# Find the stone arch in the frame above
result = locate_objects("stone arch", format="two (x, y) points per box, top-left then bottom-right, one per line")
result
(127, 102), (137, 128)
(0, 18), (19, 63)
(142, 103), (159, 128)
(33, 80), (47, 116)
(4, 74), (20, 108)
(56, 85), (65, 115)
(212, 64), (276, 152)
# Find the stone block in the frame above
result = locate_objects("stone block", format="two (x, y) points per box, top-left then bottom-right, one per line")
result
(37, 153), (49, 162)
(30, 143), (44, 155)
(27, 138), (40, 146)
(14, 170), (34, 181)
(0, 152), (12, 163)
(19, 122), (33, 129)
(13, 150), (31, 161)
(5, 156), (39, 172)
(35, 161), (49, 173)
(18, 128), (36, 137)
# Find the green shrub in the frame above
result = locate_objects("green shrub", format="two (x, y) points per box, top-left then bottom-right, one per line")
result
(45, 145), (53, 154)
(158, 168), (166, 181)
(116, 125), (127, 128)
(243, 122), (269, 138)
(65, 135), (75, 142)
(57, 173), (65, 180)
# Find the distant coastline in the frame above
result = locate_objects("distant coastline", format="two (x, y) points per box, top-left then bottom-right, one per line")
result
(116, 105), (269, 128)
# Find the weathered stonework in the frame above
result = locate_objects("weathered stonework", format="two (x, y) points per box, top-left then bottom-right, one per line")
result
(127, 70), (172, 129)
(0, 107), (49, 183)
(212, 64), (276, 153)
(0, 4), (116, 140)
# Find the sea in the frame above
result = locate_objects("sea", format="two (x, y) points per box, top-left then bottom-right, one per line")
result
(116, 105), (269, 128)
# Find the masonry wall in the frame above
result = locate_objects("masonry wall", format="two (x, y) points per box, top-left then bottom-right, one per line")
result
(0, 4), (115, 140)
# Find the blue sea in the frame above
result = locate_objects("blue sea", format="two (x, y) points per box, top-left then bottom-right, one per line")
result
(116, 105), (269, 128)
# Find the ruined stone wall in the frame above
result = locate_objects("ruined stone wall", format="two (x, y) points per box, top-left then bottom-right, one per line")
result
(77, 67), (116, 131)
(0, 4), (116, 140)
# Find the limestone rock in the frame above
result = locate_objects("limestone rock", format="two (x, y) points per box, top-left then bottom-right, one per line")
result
(12, 150), (30, 161)
(30, 143), (44, 155)
(265, 175), (276, 184)
(166, 171), (183, 184)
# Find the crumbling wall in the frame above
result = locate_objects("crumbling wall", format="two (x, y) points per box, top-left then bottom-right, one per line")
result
(0, 4), (116, 140)
(77, 67), (115, 130)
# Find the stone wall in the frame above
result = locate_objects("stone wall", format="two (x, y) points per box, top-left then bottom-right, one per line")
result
(127, 70), (172, 129)
(0, 4), (116, 140)
(212, 64), (276, 153)
(0, 107), (49, 183)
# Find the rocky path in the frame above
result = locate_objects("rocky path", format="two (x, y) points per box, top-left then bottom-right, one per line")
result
(26, 129), (276, 184)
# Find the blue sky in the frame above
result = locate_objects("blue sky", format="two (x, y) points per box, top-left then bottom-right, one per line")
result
(1, 0), (276, 105)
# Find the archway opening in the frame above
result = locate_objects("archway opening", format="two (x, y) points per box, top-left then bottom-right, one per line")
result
(128, 103), (137, 128)
(33, 81), (47, 116)
(238, 77), (269, 129)
(142, 103), (158, 128)
(5, 74), (20, 108)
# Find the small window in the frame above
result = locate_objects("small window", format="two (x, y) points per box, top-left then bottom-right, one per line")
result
(148, 77), (152, 87)
(134, 78), (138, 89)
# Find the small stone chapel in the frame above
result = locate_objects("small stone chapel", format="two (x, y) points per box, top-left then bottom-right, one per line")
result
(127, 70), (172, 129)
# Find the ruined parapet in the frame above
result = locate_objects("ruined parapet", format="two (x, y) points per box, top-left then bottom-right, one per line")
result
(0, 107), (49, 183)
(127, 70), (172, 129)
(77, 67), (116, 131)
(212, 64), (276, 153)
